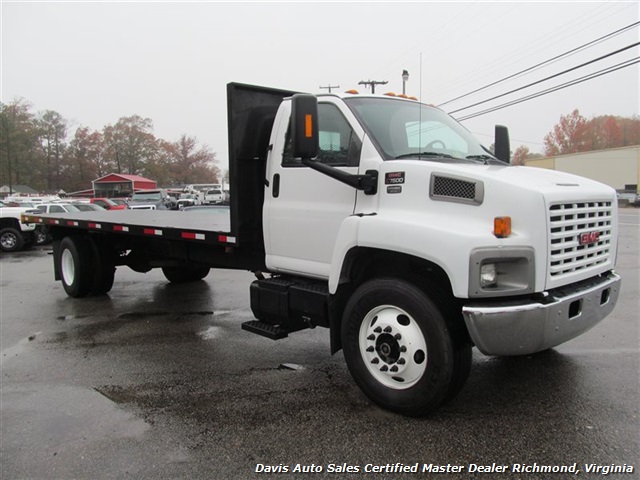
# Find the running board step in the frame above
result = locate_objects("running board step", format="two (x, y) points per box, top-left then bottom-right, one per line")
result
(241, 320), (289, 340)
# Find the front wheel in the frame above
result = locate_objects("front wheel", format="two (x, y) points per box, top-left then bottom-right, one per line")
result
(0, 227), (25, 252)
(342, 278), (471, 416)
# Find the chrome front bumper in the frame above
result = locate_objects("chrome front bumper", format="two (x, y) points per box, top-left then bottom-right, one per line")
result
(462, 272), (621, 356)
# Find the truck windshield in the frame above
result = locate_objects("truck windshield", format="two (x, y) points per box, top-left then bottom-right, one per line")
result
(344, 97), (495, 162)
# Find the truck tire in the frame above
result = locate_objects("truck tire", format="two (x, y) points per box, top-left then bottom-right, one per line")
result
(58, 236), (94, 298)
(341, 277), (471, 416)
(89, 238), (115, 295)
(0, 227), (25, 252)
(34, 227), (51, 246)
(162, 266), (210, 283)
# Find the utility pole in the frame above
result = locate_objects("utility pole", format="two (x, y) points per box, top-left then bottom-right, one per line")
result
(319, 84), (340, 93)
(358, 79), (388, 94)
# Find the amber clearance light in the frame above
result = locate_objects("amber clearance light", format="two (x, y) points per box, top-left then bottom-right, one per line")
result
(305, 114), (313, 138)
(494, 216), (512, 238)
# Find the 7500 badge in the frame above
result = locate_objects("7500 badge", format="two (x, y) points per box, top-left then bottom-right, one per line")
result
(385, 172), (405, 184)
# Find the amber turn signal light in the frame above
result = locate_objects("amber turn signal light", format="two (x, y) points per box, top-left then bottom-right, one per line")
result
(494, 216), (512, 238)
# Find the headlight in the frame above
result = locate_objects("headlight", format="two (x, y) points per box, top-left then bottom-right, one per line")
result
(480, 263), (497, 287)
(469, 247), (535, 298)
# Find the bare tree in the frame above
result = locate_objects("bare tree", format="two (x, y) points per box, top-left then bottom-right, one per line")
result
(37, 110), (68, 190)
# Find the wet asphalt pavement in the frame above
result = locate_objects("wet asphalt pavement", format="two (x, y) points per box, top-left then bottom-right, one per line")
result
(1, 209), (638, 480)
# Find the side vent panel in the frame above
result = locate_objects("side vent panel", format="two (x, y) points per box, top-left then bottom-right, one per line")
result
(430, 174), (484, 205)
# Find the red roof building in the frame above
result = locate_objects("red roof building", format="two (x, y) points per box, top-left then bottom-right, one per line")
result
(92, 173), (157, 198)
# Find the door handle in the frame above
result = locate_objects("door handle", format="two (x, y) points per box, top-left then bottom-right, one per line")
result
(272, 173), (280, 198)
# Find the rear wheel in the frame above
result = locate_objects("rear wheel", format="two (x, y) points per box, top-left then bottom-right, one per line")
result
(89, 238), (116, 295)
(58, 236), (94, 297)
(342, 277), (471, 416)
(162, 266), (210, 283)
(34, 227), (51, 245)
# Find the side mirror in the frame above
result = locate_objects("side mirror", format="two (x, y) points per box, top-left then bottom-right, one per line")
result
(494, 125), (510, 164)
(291, 94), (319, 159)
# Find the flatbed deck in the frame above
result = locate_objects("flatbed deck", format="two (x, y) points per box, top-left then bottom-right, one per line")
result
(22, 207), (234, 245)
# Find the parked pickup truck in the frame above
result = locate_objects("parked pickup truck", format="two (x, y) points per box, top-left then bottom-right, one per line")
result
(21, 83), (621, 416)
(127, 189), (173, 210)
(177, 193), (202, 210)
(204, 187), (224, 205)
(1, 201), (43, 252)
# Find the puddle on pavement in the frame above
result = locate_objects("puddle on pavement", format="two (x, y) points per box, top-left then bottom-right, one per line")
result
(197, 325), (223, 340)
(3, 384), (150, 443)
(57, 315), (89, 321)
(118, 310), (213, 320)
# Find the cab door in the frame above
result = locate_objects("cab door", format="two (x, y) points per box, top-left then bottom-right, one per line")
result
(264, 99), (363, 278)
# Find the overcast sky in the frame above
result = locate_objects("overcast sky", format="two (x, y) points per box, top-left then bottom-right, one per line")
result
(2, 1), (639, 170)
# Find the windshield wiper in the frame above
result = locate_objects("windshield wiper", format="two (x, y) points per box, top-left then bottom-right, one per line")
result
(466, 154), (495, 165)
(395, 151), (455, 159)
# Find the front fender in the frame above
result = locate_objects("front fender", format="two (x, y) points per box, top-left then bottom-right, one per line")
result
(329, 213), (478, 297)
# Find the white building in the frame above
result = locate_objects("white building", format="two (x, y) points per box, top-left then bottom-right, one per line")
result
(525, 145), (640, 194)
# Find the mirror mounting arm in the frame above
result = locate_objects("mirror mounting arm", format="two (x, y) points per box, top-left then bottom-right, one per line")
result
(301, 158), (378, 195)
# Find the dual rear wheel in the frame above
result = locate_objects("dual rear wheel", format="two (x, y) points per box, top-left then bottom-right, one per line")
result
(57, 236), (115, 298)
(56, 235), (210, 298)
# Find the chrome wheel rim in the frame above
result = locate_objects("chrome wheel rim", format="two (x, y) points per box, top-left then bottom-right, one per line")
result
(358, 305), (427, 389)
(61, 248), (75, 286)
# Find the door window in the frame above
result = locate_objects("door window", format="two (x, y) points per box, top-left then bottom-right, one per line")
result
(283, 103), (361, 167)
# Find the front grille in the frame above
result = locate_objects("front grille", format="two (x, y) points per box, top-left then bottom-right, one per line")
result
(548, 201), (613, 279)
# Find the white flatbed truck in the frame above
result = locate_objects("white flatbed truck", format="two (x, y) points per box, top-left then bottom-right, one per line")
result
(22, 83), (621, 416)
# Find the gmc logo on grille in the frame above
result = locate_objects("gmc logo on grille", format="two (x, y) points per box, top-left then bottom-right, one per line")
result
(579, 231), (600, 245)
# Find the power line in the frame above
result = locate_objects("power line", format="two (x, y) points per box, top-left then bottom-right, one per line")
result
(455, 57), (640, 122)
(438, 21), (640, 108)
(428, 1), (632, 99)
(457, 58), (639, 121)
(447, 41), (640, 115)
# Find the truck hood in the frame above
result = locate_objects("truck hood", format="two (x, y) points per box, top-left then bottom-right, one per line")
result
(407, 162), (617, 199)
(1, 206), (41, 216)
(479, 164), (614, 196)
